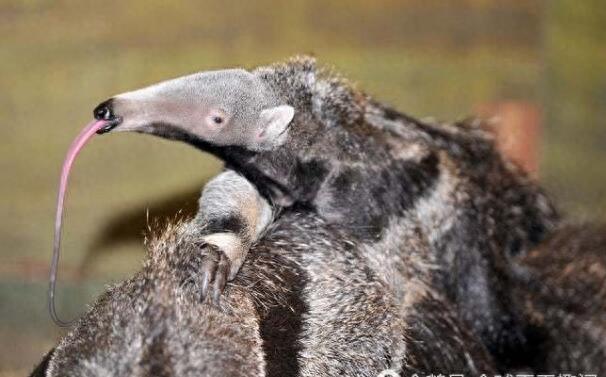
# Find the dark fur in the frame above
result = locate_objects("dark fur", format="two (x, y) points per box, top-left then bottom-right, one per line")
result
(512, 224), (606, 373)
(35, 57), (601, 375)
(195, 58), (559, 364)
(36, 213), (496, 376)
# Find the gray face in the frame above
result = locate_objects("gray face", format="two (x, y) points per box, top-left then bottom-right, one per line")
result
(95, 68), (295, 151)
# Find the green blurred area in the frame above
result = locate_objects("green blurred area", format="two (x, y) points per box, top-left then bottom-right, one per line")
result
(0, 0), (604, 374)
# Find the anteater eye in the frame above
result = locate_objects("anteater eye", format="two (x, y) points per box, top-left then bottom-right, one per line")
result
(212, 116), (224, 124)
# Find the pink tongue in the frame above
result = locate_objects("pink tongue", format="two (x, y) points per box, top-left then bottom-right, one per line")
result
(49, 119), (109, 327)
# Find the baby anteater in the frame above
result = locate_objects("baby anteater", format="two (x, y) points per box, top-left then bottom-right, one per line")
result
(89, 56), (559, 364)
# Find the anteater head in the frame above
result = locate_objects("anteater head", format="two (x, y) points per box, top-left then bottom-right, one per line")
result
(94, 68), (295, 152)
(91, 57), (368, 205)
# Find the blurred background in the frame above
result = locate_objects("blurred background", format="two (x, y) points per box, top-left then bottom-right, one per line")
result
(1, 0), (604, 374)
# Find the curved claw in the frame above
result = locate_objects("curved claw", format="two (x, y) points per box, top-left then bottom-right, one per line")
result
(212, 255), (231, 305)
(199, 253), (218, 302)
(195, 243), (232, 304)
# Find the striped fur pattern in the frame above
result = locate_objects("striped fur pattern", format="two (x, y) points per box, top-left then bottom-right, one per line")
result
(31, 57), (603, 376)
(218, 57), (559, 363)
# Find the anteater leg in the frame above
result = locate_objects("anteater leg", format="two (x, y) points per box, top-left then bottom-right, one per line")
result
(191, 170), (273, 302)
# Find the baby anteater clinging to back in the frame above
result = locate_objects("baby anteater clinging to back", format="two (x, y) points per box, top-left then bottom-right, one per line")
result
(88, 56), (559, 367)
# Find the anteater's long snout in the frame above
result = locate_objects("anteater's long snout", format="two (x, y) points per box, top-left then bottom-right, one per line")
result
(93, 99), (122, 134)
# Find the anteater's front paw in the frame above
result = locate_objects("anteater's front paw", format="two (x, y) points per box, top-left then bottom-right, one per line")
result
(194, 242), (232, 304)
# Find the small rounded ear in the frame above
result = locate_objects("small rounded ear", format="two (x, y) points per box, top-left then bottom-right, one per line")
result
(253, 105), (295, 150)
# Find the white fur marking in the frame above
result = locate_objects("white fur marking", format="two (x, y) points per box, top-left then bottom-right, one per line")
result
(203, 232), (243, 262)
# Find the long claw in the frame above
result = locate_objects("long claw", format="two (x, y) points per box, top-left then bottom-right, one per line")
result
(212, 256), (230, 305)
(200, 257), (217, 302)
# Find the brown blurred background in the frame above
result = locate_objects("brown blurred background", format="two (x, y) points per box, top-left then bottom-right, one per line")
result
(1, 0), (605, 375)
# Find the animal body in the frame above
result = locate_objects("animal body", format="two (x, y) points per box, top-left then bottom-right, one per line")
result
(91, 56), (558, 364)
(34, 214), (497, 376)
(35, 57), (605, 375)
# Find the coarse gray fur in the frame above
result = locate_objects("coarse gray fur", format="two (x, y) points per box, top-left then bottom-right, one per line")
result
(33, 57), (605, 374)
(33, 213), (496, 376)
(93, 56), (559, 364)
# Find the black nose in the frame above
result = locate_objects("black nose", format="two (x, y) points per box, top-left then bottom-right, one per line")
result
(94, 99), (115, 121)
(94, 99), (122, 134)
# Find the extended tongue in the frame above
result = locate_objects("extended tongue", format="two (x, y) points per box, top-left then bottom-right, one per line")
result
(49, 119), (112, 327)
